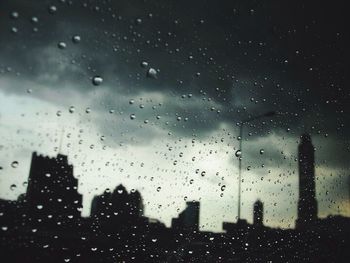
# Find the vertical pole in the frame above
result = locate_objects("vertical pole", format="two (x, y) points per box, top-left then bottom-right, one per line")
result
(59, 127), (64, 153)
(237, 123), (243, 221)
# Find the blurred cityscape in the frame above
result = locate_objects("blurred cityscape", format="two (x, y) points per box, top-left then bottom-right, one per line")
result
(0, 134), (349, 262)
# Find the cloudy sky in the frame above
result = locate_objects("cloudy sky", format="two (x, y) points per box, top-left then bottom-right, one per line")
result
(0, 0), (348, 232)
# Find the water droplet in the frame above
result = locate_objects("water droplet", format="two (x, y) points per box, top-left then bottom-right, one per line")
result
(57, 42), (66, 49)
(201, 171), (206, 177)
(129, 99), (134, 104)
(130, 114), (136, 120)
(100, 136), (105, 141)
(221, 185), (226, 191)
(10, 11), (19, 19)
(72, 35), (81, 43)
(56, 110), (62, 117)
(140, 61), (148, 68)
(235, 150), (242, 157)
(69, 106), (75, 113)
(147, 68), (157, 79)
(156, 186), (161, 192)
(92, 76), (103, 86)
(11, 161), (19, 168)
(259, 149), (264, 154)
(37, 205), (43, 210)
(48, 5), (57, 14)
(31, 16), (39, 23)
(10, 184), (17, 191)
(85, 107), (91, 113)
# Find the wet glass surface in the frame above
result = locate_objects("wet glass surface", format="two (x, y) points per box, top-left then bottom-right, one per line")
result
(0, 0), (348, 262)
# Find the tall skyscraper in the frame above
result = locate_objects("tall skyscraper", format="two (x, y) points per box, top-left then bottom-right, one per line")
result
(296, 134), (318, 228)
(253, 199), (264, 226)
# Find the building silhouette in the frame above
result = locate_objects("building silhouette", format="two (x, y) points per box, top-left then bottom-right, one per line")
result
(0, 142), (349, 262)
(25, 152), (82, 228)
(253, 199), (263, 227)
(172, 201), (200, 232)
(91, 184), (145, 232)
(296, 133), (318, 228)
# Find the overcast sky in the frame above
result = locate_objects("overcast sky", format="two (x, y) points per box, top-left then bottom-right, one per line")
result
(0, 0), (348, 232)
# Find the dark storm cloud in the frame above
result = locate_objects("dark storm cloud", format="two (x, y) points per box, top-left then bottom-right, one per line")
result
(0, 0), (348, 145)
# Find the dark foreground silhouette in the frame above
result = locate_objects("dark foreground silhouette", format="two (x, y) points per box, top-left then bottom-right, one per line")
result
(1, 139), (349, 262)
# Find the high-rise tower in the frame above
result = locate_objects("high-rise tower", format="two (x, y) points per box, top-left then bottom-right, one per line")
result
(253, 199), (264, 227)
(296, 134), (318, 228)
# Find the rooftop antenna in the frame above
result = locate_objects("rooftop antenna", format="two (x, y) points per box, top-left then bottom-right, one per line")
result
(58, 127), (65, 153)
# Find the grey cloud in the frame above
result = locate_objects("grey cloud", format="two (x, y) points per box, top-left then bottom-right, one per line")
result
(0, 0), (348, 169)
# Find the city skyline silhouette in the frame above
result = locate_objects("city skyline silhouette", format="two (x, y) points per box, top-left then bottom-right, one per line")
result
(1, 132), (349, 230)
(1, 133), (349, 262)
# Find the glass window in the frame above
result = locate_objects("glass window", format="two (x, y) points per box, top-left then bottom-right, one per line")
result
(0, 0), (348, 262)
